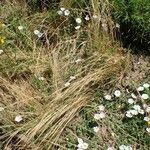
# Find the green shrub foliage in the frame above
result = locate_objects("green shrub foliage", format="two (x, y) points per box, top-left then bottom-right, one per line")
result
(111, 0), (150, 51)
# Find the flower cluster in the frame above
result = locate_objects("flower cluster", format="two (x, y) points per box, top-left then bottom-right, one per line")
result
(77, 138), (88, 150)
(57, 7), (70, 16)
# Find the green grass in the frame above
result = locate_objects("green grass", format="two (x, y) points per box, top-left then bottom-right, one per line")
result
(0, 1), (150, 150)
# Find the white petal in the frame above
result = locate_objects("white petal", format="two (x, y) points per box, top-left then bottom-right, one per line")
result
(146, 107), (150, 113)
(144, 117), (150, 122)
(99, 112), (106, 118)
(0, 49), (4, 55)
(85, 15), (90, 21)
(75, 25), (81, 30)
(104, 94), (112, 100)
(15, 115), (23, 122)
(133, 105), (141, 111)
(138, 109), (144, 114)
(143, 83), (150, 88)
(77, 138), (84, 144)
(131, 93), (137, 99)
(64, 82), (71, 87)
(34, 30), (40, 35)
(137, 86), (144, 91)
(141, 94), (149, 100)
(127, 98), (135, 104)
(146, 128), (150, 133)
(18, 26), (24, 30)
(60, 7), (65, 11)
(76, 18), (82, 24)
(82, 142), (88, 149)
(57, 10), (63, 15)
(130, 109), (138, 115)
(93, 126), (100, 133)
(94, 113), (101, 120)
(114, 90), (121, 97)
(98, 105), (105, 111)
(38, 77), (45, 81)
(107, 147), (116, 150)
(64, 10), (70, 16)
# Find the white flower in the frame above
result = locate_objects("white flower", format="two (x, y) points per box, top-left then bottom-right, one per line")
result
(75, 25), (81, 30)
(94, 113), (101, 120)
(69, 76), (76, 81)
(57, 10), (63, 15)
(133, 105), (141, 111)
(141, 94), (149, 100)
(0, 49), (4, 55)
(143, 83), (150, 88)
(98, 105), (105, 111)
(94, 112), (106, 119)
(116, 23), (120, 28)
(38, 77), (45, 81)
(114, 90), (121, 97)
(130, 109), (138, 115)
(76, 18), (82, 24)
(137, 86), (144, 91)
(107, 147), (115, 150)
(64, 10), (70, 16)
(119, 145), (132, 150)
(15, 115), (23, 123)
(99, 112), (106, 118)
(146, 107), (150, 113)
(119, 145), (126, 150)
(18, 26), (24, 30)
(0, 107), (4, 111)
(85, 15), (90, 21)
(131, 93), (137, 99)
(93, 126), (100, 133)
(126, 111), (133, 118)
(146, 128), (150, 133)
(144, 117), (150, 122)
(60, 7), (65, 11)
(138, 109), (144, 114)
(75, 59), (82, 63)
(93, 15), (98, 19)
(77, 138), (88, 150)
(34, 30), (40, 35)
(37, 33), (43, 38)
(64, 82), (71, 87)
(104, 94), (112, 100)
(127, 98), (135, 104)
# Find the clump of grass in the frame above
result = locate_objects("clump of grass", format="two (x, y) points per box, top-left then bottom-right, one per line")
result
(0, 0), (133, 150)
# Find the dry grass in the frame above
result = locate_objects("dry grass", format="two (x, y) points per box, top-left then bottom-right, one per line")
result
(0, 1), (128, 149)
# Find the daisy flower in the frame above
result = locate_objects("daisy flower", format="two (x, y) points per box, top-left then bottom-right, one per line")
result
(146, 128), (150, 133)
(137, 86), (144, 92)
(98, 105), (105, 111)
(107, 147), (115, 150)
(57, 10), (63, 15)
(15, 115), (23, 123)
(77, 138), (88, 150)
(127, 98), (135, 104)
(141, 94), (149, 100)
(0, 49), (4, 55)
(104, 94), (112, 100)
(114, 90), (121, 97)
(75, 25), (81, 30)
(18, 26), (24, 30)
(131, 93), (137, 99)
(76, 18), (82, 24)
(64, 10), (70, 16)
(126, 111), (133, 118)
(93, 126), (100, 133)
(133, 105), (141, 111)
(64, 82), (71, 87)
(146, 107), (150, 113)
(143, 83), (150, 88)
(85, 15), (90, 21)
(144, 117), (150, 122)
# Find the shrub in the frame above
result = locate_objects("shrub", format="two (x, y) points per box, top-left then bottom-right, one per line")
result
(111, 0), (150, 52)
